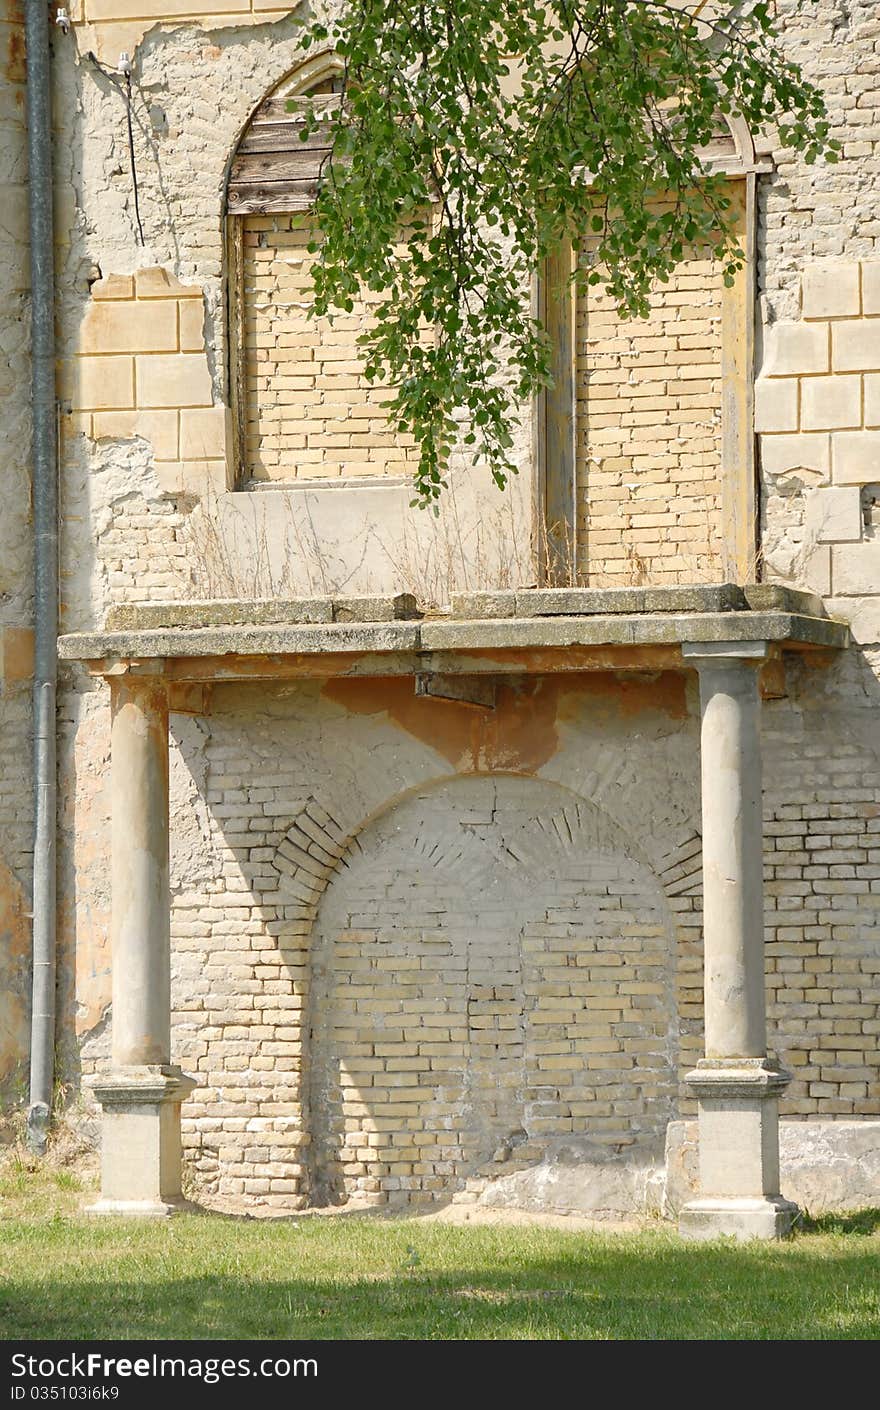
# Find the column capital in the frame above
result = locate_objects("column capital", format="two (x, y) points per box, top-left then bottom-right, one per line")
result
(90, 1065), (197, 1108)
(684, 1057), (791, 1101)
(682, 639), (769, 667)
(108, 671), (169, 706)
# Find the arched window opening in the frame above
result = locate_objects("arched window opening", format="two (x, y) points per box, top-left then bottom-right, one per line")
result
(225, 62), (418, 489)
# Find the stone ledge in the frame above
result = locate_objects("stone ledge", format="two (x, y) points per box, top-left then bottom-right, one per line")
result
(452, 584), (827, 620)
(58, 609), (850, 671)
(106, 593), (420, 630)
(418, 611), (846, 654)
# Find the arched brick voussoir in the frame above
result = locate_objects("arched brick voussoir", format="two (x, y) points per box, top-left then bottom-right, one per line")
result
(539, 723), (703, 891)
(263, 767), (703, 948)
(266, 795), (356, 919)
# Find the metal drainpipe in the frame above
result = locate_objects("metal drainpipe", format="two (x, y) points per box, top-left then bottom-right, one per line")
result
(25, 0), (58, 1155)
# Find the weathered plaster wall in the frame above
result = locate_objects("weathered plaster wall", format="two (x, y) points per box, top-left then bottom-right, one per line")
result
(0, 0), (33, 1100)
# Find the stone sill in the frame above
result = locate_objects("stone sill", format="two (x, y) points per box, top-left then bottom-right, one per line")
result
(58, 583), (850, 681)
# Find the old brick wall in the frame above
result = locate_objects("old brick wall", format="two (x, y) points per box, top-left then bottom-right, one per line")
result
(309, 777), (678, 1206)
(575, 244), (725, 586)
(241, 216), (419, 484)
(65, 665), (879, 1208)
(69, 673), (705, 1205)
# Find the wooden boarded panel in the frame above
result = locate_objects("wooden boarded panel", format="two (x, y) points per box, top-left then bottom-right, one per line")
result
(227, 178), (324, 215)
(227, 93), (339, 214)
(230, 150), (333, 186)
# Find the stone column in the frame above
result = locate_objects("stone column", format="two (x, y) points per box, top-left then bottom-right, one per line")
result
(678, 641), (797, 1241)
(88, 675), (195, 1215)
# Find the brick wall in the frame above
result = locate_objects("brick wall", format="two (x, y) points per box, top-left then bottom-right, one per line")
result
(309, 778), (678, 1206)
(575, 241), (725, 586)
(65, 677), (880, 1207)
(241, 216), (419, 484)
(763, 691), (880, 1118)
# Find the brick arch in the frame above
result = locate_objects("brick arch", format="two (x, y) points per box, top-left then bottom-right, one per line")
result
(292, 772), (697, 1207)
(263, 757), (703, 937)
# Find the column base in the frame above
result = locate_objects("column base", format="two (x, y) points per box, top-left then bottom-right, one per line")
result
(679, 1195), (799, 1242)
(88, 1066), (197, 1215)
(682, 1058), (799, 1239)
(84, 1197), (194, 1218)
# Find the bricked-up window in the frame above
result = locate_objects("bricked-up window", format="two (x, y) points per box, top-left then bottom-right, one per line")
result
(575, 218), (726, 587)
(543, 120), (764, 589)
(227, 73), (419, 486)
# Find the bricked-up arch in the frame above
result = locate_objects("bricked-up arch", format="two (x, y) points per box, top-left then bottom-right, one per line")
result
(299, 774), (685, 1207)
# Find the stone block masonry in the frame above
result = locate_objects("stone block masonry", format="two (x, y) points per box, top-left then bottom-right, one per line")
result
(66, 268), (230, 500)
(758, 260), (880, 643)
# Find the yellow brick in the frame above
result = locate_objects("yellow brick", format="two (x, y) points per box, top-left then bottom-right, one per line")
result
(71, 355), (134, 410)
(81, 297), (178, 354)
(137, 353), (212, 409)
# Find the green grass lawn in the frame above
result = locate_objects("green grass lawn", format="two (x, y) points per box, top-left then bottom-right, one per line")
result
(1, 1160), (878, 1340)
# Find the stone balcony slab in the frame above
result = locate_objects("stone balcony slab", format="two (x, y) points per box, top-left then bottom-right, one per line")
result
(58, 585), (850, 683)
